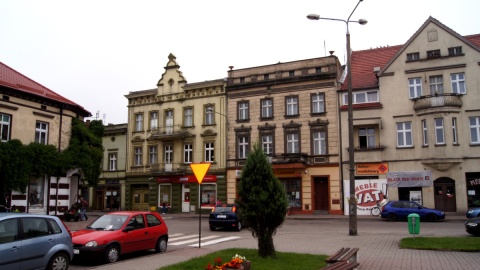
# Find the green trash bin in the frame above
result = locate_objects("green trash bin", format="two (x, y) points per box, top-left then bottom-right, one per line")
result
(408, 213), (420, 235)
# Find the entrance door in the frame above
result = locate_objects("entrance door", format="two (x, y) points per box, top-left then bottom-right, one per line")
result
(182, 184), (190, 213)
(434, 178), (456, 212)
(132, 188), (149, 211)
(314, 178), (329, 211)
(95, 190), (103, 210)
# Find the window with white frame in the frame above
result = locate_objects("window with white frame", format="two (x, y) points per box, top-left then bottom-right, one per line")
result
(409, 78), (423, 98)
(358, 127), (375, 149)
(184, 107), (193, 127)
(184, 143), (193, 163)
(407, 52), (420, 61)
(238, 101), (249, 120)
(109, 153), (117, 171)
(434, 118), (445, 144)
(261, 134), (273, 155)
(205, 142), (214, 162)
(452, 118), (458, 144)
(343, 90), (379, 105)
(448, 46), (462, 56)
(311, 93), (325, 114)
(286, 133), (299, 153)
(286, 96), (299, 116)
(469, 116), (480, 144)
(164, 145), (173, 163)
(396, 122), (413, 147)
(135, 113), (143, 131)
(205, 106), (214, 125)
(429, 75), (444, 95)
(149, 146), (157, 165)
(451, 73), (466, 94)
(261, 98), (273, 119)
(237, 135), (249, 159)
(0, 113), (11, 142)
(134, 147), (142, 166)
(150, 111), (158, 130)
(35, 121), (48, 145)
(422, 119), (428, 146)
(313, 130), (326, 155)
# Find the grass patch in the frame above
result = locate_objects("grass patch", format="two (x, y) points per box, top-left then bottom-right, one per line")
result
(159, 248), (327, 270)
(400, 236), (480, 251)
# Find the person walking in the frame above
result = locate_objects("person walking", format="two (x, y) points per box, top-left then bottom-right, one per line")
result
(79, 196), (89, 221)
(162, 201), (167, 214)
(0, 194), (10, 212)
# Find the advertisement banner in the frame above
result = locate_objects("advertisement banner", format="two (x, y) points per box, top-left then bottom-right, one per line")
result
(343, 179), (388, 215)
(386, 170), (432, 187)
(356, 163), (389, 175)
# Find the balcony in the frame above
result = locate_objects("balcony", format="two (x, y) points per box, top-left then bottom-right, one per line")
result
(149, 125), (194, 141)
(413, 94), (463, 113)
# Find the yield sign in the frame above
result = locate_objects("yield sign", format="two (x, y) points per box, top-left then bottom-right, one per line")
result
(190, 163), (211, 184)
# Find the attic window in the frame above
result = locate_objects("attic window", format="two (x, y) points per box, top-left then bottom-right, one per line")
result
(448, 46), (463, 56)
(407, 52), (420, 61)
(168, 78), (174, 86)
(2, 95), (9, 101)
(41, 105), (47, 110)
(427, 50), (441, 59)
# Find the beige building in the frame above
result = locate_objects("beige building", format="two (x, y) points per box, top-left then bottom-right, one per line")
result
(0, 61), (91, 214)
(124, 54), (227, 213)
(343, 17), (480, 214)
(225, 56), (343, 214)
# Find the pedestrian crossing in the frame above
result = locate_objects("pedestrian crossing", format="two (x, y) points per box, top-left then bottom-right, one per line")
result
(168, 233), (240, 247)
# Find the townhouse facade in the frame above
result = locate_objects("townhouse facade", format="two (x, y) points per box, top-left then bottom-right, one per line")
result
(342, 17), (480, 214)
(124, 54), (227, 213)
(225, 56), (343, 215)
(0, 62), (91, 215)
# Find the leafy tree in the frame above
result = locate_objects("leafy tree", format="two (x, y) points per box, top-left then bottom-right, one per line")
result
(0, 139), (30, 194)
(236, 143), (288, 258)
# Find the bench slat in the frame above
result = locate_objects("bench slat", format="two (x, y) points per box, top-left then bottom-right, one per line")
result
(323, 261), (359, 270)
(339, 248), (359, 263)
(325, 247), (350, 263)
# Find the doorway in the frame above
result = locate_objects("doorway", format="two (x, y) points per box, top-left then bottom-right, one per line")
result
(182, 184), (190, 213)
(434, 177), (456, 212)
(131, 188), (149, 211)
(314, 177), (329, 211)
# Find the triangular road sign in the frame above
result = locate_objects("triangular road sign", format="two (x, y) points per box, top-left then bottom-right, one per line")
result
(190, 163), (211, 184)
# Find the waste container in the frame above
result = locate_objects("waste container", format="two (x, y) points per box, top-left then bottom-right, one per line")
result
(408, 213), (420, 235)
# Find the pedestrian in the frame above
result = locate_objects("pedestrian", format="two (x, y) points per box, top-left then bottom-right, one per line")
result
(0, 194), (10, 212)
(162, 201), (167, 214)
(216, 198), (222, 206)
(79, 196), (89, 221)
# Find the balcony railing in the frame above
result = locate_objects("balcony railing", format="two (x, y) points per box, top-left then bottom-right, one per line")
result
(149, 125), (193, 140)
(413, 93), (463, 111)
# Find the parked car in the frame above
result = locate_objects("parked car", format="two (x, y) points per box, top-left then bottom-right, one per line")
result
(380, 200), (445, 222)
(71, 211), (168, 263)
(0, 212), (74, 270)
(465, 217), (480, 236)
(209, 204), (243, 231)
(466, 208), (480, 218)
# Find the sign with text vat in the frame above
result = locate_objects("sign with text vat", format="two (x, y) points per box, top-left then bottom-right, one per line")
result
(190, 163), (211, 184)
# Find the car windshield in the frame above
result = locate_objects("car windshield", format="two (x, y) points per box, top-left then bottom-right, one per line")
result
(87, 214), (128, 230)
(213, 206), (234, 213)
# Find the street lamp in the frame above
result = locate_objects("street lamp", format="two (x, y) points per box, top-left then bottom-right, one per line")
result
(307, 0), (367, 236)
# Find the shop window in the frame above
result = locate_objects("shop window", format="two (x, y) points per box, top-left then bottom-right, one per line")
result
(200, 184), (217, 207)
(281, 179), (301, 208)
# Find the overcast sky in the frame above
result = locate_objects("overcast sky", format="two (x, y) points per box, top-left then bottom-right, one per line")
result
(1, 0), (479, 124)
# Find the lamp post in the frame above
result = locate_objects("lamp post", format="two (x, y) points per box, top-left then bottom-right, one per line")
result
(307, 0), (367, 236)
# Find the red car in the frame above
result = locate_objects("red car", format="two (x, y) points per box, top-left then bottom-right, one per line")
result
(71, 211), (168, 263)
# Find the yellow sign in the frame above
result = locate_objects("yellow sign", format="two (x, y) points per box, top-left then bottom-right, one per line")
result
(356, 163), (389, 175)
(190, 163), (211, 184)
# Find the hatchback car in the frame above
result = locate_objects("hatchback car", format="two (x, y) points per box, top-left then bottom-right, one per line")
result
(380, 201), (445, 222)
(465, 217), (480, 236)
(0, 213), (74, 270)
(71, 211), (168, 263)
(209, 204), (243, 231)
(466, 208), (480, 218)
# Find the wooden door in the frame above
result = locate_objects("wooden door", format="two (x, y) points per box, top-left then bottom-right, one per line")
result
(434, 178), (456, 212)
(314, 178), (329, 211)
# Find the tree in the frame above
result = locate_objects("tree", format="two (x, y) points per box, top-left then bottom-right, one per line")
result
(236, 143), (288, 258)
(0, 140), (31, 195)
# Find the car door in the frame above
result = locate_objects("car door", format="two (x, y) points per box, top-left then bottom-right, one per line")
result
(19, 217), (56, 270)
(0, 218), (21, 270)
(122, 214), (152, 253)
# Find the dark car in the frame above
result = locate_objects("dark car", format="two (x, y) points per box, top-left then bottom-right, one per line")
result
(466, 208), (480, 219)
(71, 211), (168, 263)
(465, 217), (480, 236)
(380, 200), (445, 222)
(209, 204), (243, 231)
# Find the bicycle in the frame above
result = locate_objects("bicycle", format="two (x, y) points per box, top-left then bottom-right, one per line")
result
(370, 198), (388, 217)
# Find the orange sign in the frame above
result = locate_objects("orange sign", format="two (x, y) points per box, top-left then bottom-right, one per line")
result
(356, 163), (389, 175)
(190, 163), (211, 184)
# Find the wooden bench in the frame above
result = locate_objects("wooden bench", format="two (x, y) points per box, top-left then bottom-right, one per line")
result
(323, 247), (359, 270)
(323, 261), (359, 270)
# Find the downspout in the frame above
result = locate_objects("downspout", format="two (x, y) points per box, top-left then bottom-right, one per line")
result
(54, 108), (64, 216)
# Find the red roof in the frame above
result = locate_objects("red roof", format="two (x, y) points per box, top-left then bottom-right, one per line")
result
(465, 34), (480, 47)
(0, 62), (90, 116)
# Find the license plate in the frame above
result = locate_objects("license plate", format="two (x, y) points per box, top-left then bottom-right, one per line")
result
(217, 215), (226, 218)
(73, 249), (80, 254)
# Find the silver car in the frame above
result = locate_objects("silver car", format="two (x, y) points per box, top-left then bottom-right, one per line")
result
(0, 213), (74, 270)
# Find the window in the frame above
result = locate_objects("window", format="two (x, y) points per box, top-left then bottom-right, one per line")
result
(205, 142), (214, 162)
(238, 136), (249, 159)
(109, 153), (117, 171)
(407, 52), (420, 61)
(261, 134), (273, 155)
(261, 98), (273, 119)
(313, 131), (326, 154)
(0, 218), (17, 244)
(343, 90), (379, 105)
(22, 218), (50, 238)
(165, 110), (173, 134)
(200, 184), (217, 207)
(448, 46), (462, 56)
(358, 127), (375, 149)
(149, 146), (157, 165)
(409, 78), (422, 98)
(427, 49), (441, 58)
(264, 74), (269, 80)
(238, 101), (249, 120)
(150, 111), (158, 130)
(184, 108), (193, 127)
(470, 117), (480, 144)
(289, 70), (295, 77)
(184, 143), (193, 163)
(422, 120), (428, 146)
(134, 147), (142, 166)
(0, 113), (11, 142)
(451, 73), (466, 94)
(286, 96), (299, 116)
(311, 93), (325, 114)
(35, 121), (48, 144)
(164, 145), (173, 163)
(286, 133), (299, 153)
(239, 77), (245, 83)
(396, 122), (413, 147)
(281, 179), (301, 208)
(434, 118), (445, 145)
(205, 105), (214, 125)
(452, 118), (458, 144)
(429, 76), (444, 95)
(135, 114), (143, 131)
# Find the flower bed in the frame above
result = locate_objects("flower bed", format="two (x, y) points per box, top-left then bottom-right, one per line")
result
(205, 254), (250, 270)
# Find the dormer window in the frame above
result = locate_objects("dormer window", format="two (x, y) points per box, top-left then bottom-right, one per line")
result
(448, 46), (463, 56)
(427, 50), (441, 59)
(407, 52), (420, 61)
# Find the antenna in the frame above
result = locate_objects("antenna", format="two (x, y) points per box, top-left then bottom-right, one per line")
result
(324, 40), (326, 57)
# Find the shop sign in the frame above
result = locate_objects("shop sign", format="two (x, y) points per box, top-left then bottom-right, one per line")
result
(343, 179), (388, 215)
(156, 175), (217, 183)
(106, 179), (119, 185)
(386, 170), (432, 187)
(356, 163), (388, 175)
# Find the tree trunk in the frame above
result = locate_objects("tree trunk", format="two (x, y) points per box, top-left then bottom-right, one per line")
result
(257, 229), (276, 258)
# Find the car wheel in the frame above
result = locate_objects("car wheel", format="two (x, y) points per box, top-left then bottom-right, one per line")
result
(387, 213), (396, 221)
(426, 214), (437, 222)
(236, 221), (242, 231)
(47, 252), (69, 270)
(209, 225), (215, 231)
(155, 237), (168, 253)
(104, 245), (120, 263)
